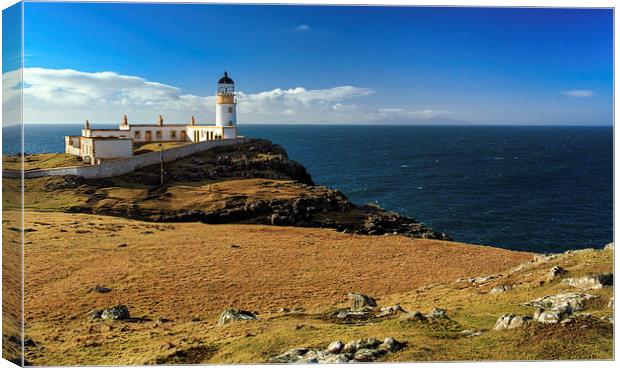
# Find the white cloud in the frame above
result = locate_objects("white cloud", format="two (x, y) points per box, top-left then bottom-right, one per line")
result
(2, 68), (22, 126)
(295, 24), (310, 31)
(562, 90), (594, 98)
(3, 67), (458, 124)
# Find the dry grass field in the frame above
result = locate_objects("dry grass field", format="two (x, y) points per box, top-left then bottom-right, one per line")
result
(8, 210), (612, 365)
(3, 153), (86, 171)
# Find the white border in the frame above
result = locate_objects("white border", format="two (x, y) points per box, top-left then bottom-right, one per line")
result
(0, 1), (616, 367)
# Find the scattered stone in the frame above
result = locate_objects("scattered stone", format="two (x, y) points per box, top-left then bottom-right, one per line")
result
(608, 297), (614, 309)
(604, 243), (614, 251)
(460, 330), (482, 337)
(561, 273), (613, 290)
(93, 285), (112, 293)
(378, 337), (404, 352)
(326, 340), (344, 354)
(490, 285), (512, 295)
(218, 308), (258, 325)
(229, 244), (240, 249)
(547, 266), (568, 280)
(493, 314), (532, 330)
(427, 308), (448, 319)
(117, 243), (128, 248)
(278, 307), (291, 313)
(348, 292), (377, 311)
(524, 293), (596, 311)
(100, 305), (130, 320)
(378, 304), (407, 317)
(87, 309), (103, 320)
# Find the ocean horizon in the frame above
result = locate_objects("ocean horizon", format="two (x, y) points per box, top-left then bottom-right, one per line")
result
(3, 123), (613, 254)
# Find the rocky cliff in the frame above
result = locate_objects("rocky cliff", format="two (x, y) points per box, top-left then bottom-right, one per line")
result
(36, 139), (450, 240)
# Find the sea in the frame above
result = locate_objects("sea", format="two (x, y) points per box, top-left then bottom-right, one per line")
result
(2, 123), (613, 254)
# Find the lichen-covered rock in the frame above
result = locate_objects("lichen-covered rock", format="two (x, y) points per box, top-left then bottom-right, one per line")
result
(561, 273), (613, 290)
(533, 305), (573, 324)
(490, 285), (512, 295)
(524, 293), (595, 311)
(353, 348), (386, 362)
(378, 304), (406, 317)
(493, 314), (531, 330)
(342, 338), (380, 354)
(427, 308), (448, 319)
(100, 305), (130, 320)
(348, 292), (377, 311)
(218, 308), (258, 325)
(326, 340), (344, 354)
(547, 266), (568, 280)
(379, 337), (404, 352)
(322, 353), (353, 363)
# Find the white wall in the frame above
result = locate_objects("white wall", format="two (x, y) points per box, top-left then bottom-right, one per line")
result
(15, 138), (245, 179)
(94, 139), (133, 159)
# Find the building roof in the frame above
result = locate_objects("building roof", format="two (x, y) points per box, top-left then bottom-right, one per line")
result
(218, 72), (234, 84)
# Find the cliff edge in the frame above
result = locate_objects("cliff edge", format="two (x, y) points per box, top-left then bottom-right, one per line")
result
(17, 139), (450, 240)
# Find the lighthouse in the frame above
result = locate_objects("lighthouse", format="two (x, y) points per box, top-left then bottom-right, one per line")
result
(216, 72), (237, 128)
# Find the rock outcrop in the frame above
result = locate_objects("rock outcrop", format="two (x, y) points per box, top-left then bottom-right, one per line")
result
(89, 305), (130, 321)
(494, 314), (532, 330)
(348, 292), (377, 311)
(218, 309), (258, 325)
(272, 337), (404, 363)
(524, 293), (595, 311)
(561, 273), (613, 290)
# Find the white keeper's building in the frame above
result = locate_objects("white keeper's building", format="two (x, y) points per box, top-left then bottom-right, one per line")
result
(65, 72), (239, 164)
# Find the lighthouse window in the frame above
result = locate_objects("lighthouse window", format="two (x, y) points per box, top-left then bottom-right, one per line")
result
(134, 131), (141, 139)
(227, 107), (233, 113)
(171, 131), (177, 139)
(229, 121), (233, 126)
(156, 130), (162, 139)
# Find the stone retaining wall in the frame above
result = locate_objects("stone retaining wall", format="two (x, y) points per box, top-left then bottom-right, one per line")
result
(3, 138), (245, 180)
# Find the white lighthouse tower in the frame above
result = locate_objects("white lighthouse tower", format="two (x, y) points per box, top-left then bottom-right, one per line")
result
(215, 72), (237, 134)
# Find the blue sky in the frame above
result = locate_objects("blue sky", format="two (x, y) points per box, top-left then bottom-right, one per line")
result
(4, 3), (614, 125)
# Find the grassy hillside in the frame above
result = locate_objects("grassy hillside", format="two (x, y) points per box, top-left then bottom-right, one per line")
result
(10, 211), (612, 365)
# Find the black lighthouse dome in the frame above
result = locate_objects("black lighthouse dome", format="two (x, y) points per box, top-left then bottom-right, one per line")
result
(218, 71), (234, 84)
(217, 72), (235, 95)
